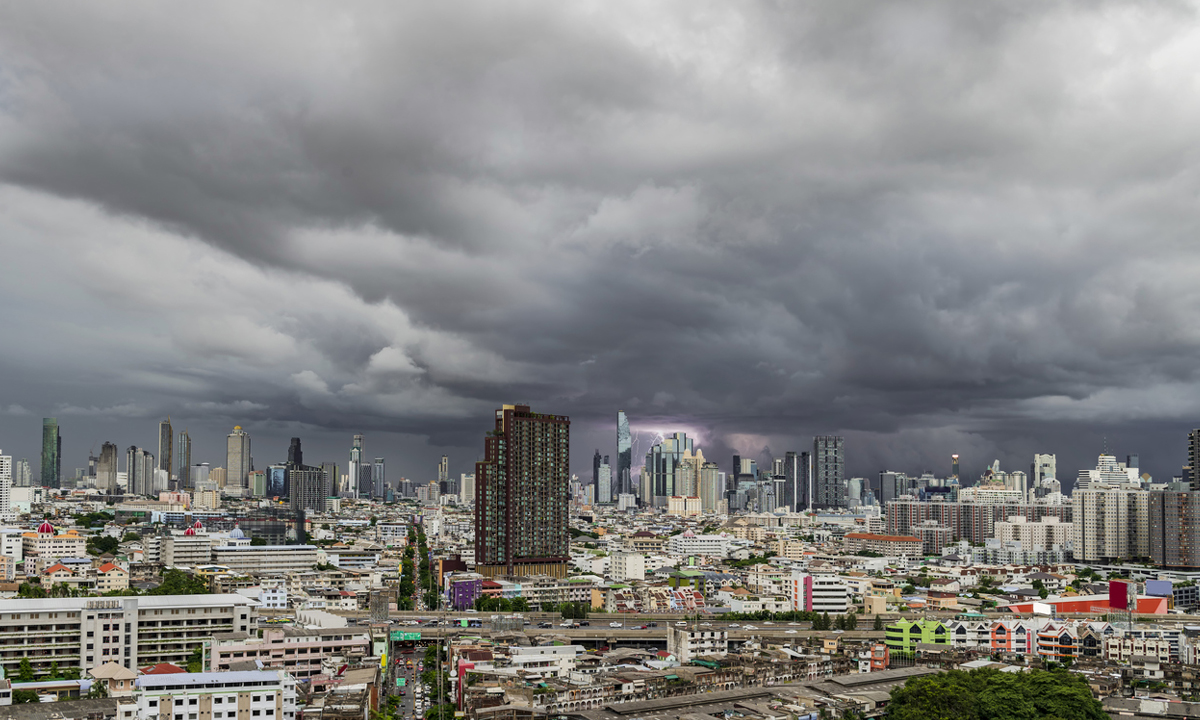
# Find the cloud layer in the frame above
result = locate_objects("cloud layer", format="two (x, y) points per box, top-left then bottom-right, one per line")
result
(3, 1), (1200, 482)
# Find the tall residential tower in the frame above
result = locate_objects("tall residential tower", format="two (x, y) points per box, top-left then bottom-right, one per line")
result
(475, 404), (570, 578)
(226, 426), (252, 491)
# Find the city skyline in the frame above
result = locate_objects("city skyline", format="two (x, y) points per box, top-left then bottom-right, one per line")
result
(6, 4), (1200, 489)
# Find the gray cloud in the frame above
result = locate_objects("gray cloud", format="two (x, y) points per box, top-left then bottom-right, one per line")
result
(2, 1), (1200, 483)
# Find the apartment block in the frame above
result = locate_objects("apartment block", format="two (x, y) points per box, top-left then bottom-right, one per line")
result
(210, 626), (369, 688)
(0, 595), (255, 678)
(134, 670), (296, 720)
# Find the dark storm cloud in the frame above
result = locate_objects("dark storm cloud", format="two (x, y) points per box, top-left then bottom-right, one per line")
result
(3, 1), (1200, 482)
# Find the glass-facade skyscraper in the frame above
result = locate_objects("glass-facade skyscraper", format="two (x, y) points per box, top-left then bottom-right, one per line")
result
(177, 430), (192, 489)
(813, 435), (845, 509)
(617, 411), (631, 497)
(40, 418), (61, 488)
(157, 418), (173, 481)
(644, 432), (694, 507)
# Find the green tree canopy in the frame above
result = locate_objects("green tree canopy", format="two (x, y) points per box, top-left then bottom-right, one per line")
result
(885, 668), (1105, 720)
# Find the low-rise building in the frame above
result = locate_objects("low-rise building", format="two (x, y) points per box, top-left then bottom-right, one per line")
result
(667, 627), (728, 663)
(211, 545), (319, 574)
(210, 626), (370, 687)
(843, 533), (922, 557)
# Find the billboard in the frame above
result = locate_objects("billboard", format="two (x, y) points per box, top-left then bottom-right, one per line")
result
(267, 466), (288, 498)
(390, 631), (421, 641)
(1146, 580), (1174, 598)
(1109, 580), (1129, 609)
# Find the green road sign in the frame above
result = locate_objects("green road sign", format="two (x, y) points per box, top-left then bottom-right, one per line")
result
(391, 631), (422, 641)
(397, 677), (405, 687)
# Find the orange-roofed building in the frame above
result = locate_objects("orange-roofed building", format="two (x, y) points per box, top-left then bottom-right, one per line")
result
(23, 526), (87, 572)
(97, 562), (129, 592)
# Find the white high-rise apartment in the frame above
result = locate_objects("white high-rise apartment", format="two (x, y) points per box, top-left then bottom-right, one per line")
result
(597, 463), (612, 504)
(226, 426), (252, 490)
(1072, 454), (1150, 563)
(0, 451), (11, 518)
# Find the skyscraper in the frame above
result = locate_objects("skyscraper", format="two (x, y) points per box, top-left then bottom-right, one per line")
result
(644, 432), (694, 507)
(0, 450), (10, 517)
(475, 404), (570, 578)
(438, 454), (450, 494)
(373, 458), (385, 498)
(952, 454), (961, 480)
(592, 449), (602, 489)
(41, 418), (61, 488)
(1189, 430), (1200, 491)
(287, 438), (327, 513)
(348, 434), (363, 499)
(14, 459), (30, 488)
(96, 442), (119, 493)
(617, 412), (631, 497)
(226, 426), (252, 491)
(157, 418), (173, 480)
(597, 458), (612, 504)
(177, 430), (191, 489)
(812, 435), (845, 509)
(783, 451), (801, 511)
(126, 446), (155, 496)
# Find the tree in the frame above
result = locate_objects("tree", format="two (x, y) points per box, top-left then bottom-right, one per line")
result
(87, 682), (109, 699)
(12, 690), (39, 704)
(17, 658), (34, 683)
(187, 645), (204, 673)
(250, 536), (267, 546)
(87, 535), (120, 556)
(121, 532), (141, 543)
(834, 614), (847, 631)
(150, 568), (210, 595)
(846, 612), (858, 630)
(821, 612), (831, 631)
(48, 661), (59, 679)
(874, 615), (884, 631)
(885, 667), (1106, 720)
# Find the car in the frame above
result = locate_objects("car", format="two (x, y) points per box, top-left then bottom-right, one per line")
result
(580, 621), (590, 626)
(610, 621), (623, 628)
(523, 621), (531, 626)
(785, 630), (798, 634)
(833, 629), (844, 634)
(560, 621), (575, 628)
(744, 625), (758, 630)
(637, 625), (648, 630)
(700, 622), (711, 626)
(647, 622), (657, 627)
(788, 622), (800, 626)
(675, 621), (687, 627)
(399, 689), (406, 696)
(728, 623), (740, 628)
(763, 621), (774, 625)
(538, 622), (552, 628)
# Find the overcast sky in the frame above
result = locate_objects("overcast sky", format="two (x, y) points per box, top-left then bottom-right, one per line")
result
(3, 1), (1200, 486)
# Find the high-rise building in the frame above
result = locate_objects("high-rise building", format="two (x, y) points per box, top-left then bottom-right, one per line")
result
(40, 418), (61, 488)
(699, 461), (723, 512)
(348, 434), (364, 499)
(782, 451), (803, 511)
(373, 458), (385, 498)
(617, 411), (631, 497)
(320, 463), (339, 495)
(177, 430), (191, 489)
(1032, 453), (1056, 488)
(210, 466), (227, 489)
(14, 459), (31, 488)
(952, 454), (960, 480)
(597, 459), (612, 504)
(592, 449), (602, 490)
(0, 451), (10, 517)
(475, 404), (570, 578)
(157, 418), (173, 481)
(1149, 491), (1200, 568)
(438, 454), (450, 494)
(191, 463), (211, 487)
(125, 446), (155, 496)
(644, 432), (694, 507)
(460, 473), (476, 504)
(813, 435), (845, 509)
(358, 464), (373, 498)
(287, 438), (327, 513)
(226, 426), (252, 490)
(96, 442), (119, 493)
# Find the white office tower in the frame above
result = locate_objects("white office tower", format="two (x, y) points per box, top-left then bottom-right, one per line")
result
(460, 473), (475, 504)
(617, 493), (637, 511)
(1032, 453), (1056, 484)
(347, 434), (363, 499)
(0, 452), (11, 519)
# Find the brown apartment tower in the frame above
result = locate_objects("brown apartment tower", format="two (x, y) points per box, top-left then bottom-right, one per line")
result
(475, 404), (570, 579)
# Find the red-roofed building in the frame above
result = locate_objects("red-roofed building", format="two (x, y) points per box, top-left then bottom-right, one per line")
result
(141, 662), (186, 675)
(480, 580), (503, 598)
(843, 533), (922, 557)
(97, 562), (129, 593)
